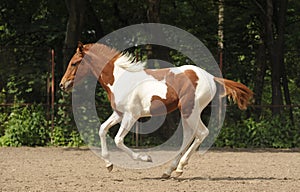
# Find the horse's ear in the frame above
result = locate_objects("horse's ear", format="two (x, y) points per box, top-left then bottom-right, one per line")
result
(78, 41), (84, 53)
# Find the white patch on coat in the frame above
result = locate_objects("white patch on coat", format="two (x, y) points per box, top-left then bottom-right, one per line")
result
(108, 65), (168, 116)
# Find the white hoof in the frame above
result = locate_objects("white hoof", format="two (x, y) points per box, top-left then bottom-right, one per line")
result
(174, 170), (183, 178)
(138, 154), (153, 162)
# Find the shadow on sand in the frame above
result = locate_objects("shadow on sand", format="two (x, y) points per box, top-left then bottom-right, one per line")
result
(142, 176), (291, 181)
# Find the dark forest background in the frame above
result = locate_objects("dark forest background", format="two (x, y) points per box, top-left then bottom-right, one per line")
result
(0, 0), (299, 148)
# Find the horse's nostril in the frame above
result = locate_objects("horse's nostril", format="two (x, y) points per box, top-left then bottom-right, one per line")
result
(59, 83), (64, 89)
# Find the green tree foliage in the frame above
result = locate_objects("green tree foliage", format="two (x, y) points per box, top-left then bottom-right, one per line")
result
(0, 105), (48, 146)
(0, 0), (299, 147)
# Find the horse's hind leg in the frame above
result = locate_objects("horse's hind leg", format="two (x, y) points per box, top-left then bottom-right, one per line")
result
(99, 111), (122, 171)
(174, 116), (209, 177)
(162, 120), (195, 178)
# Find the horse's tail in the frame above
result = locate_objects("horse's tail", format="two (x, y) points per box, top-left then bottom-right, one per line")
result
(214, 77), (253, 110)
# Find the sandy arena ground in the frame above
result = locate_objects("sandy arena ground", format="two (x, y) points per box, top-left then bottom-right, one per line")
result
(0, 147), (299, 192)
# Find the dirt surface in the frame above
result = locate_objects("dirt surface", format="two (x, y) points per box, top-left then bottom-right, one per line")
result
(0, 147), (299, 192)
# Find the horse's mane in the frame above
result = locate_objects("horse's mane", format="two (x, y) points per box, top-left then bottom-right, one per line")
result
(88, 43), (146, 72)
(114, 52), (146, 72)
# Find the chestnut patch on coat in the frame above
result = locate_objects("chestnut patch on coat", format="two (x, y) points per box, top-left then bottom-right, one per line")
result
(145, 69), (199, 118)
(98, 54), (121, 111)
(145, 68), (171, 81)
(100, 54), (120, 86)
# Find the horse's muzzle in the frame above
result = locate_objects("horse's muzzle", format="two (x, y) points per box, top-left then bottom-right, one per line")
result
(59, 80), (73, 92)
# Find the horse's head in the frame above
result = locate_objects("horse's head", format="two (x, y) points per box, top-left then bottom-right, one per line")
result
(60, 42), (90, 92)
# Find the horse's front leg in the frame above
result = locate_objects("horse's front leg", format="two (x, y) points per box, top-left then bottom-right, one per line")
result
(114, 113), (152, 162)
(99, 111), (122, 171)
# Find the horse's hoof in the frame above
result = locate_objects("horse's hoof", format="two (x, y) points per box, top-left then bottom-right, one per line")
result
(106, 164), (113, 172)
(146, 155), (153, 162)
(138, 154), (153, 162)
(174, 170), (183, 178)
(161, 173), (171, 179)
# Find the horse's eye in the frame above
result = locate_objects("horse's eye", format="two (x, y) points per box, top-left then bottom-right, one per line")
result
(71, 63), (77, 67)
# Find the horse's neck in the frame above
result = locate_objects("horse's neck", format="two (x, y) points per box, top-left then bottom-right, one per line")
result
(94, 53), (122, 88)
(85, 44), (120, 84)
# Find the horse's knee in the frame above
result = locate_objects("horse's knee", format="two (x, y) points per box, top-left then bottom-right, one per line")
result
(99, 127), (106, 139)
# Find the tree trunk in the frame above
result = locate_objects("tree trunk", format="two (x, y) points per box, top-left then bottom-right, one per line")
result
(216, 0), (225, 127)
(63, 0), (88, 68)
(265, 0), (284, 115)
(275, 0), (293, 122)
(218, 0), (224, 71)
(282, 62), (294, 123)
(253, 41), (267, 117)
(147, 0), (161, 23)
